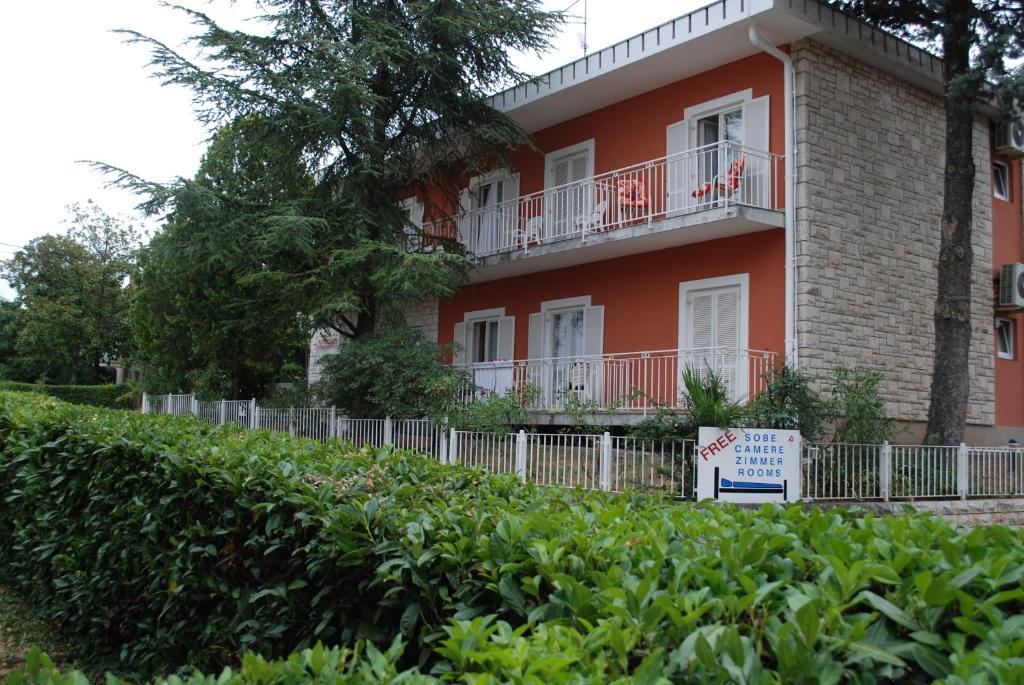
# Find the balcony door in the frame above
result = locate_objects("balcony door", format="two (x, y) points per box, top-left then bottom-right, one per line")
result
(544, 140), (595, 240)
(666, 92), (769, 214)
(678, 275), (749, 401)
(528, 298), (604, 408)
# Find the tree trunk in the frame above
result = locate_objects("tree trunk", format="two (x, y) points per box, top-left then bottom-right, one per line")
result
(925, 2), (975, 445)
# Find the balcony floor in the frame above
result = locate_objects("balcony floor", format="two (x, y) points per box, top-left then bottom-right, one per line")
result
(469, 204), (784, 283)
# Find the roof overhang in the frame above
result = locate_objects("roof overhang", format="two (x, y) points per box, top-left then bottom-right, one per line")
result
(489, 0), (993, 133)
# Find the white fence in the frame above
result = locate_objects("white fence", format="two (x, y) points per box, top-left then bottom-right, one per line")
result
(142, 393), (1023, 502)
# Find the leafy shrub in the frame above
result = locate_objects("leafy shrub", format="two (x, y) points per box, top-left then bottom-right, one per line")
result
(450, 383), (540, 434)
(315, 327), (469, 419)
(828, 367), (896, 444)
(749, 365), (828, 442)
(628, 367), (748, 443)
(2, 391), (1024, 683)
(0, 380), (132, 409)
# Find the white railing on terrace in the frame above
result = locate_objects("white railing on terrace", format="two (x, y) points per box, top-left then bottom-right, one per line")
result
(142, 394), (1024, 502)
(457, 347), (778, 411)
(427, 141), (782, 258)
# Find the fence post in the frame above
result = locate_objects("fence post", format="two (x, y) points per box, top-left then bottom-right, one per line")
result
(448, 427), (458, 465)
(166, 393), (172, 415)
(957, 442), (968, 501)
(600, 431), (612, 491)
(384, 416), (394, 446)
(329, 406), (336, 440)
(254, 401), (261, 430)
(191, 396), (199, 418)
(218, 400), (226, 426)
(880, 441), (891, 502)
(516, 430), (527, 482)
(289, 407), (295, 437)
(141, 392), (148, 414)
(439, 421), (449, 464)
(247, 398), (255, 429)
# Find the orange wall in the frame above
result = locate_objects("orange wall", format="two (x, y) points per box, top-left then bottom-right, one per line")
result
(438, 230), (785, 359)
(507, 51), (786, 206)
(993, 157), (1024, 428)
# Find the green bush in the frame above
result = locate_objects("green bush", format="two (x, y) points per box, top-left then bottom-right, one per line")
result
(2, 391), (1024, 683)
(749, 365), (829, 442)
(0, 380), (132, 409)
(315, 327), (469, 419)
(827, 367), (896, 444)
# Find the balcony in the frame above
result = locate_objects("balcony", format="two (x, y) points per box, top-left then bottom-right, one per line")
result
(429, 141), (783, 279)
(456, 347), (778, 418)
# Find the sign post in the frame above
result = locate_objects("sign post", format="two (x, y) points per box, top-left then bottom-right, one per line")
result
(696, 427), (801, 503)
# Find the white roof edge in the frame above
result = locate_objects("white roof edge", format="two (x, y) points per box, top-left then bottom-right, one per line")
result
(488, 0), (776, 113)
(488, 0), (1008, 119)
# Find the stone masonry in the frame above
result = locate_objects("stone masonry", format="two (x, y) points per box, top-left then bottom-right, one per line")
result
(793, 40), (995, 426)
(403, 299), (439, 342)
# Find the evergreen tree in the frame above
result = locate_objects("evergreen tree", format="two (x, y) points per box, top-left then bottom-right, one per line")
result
(830, 0), (1023, 444)
(104, 0), (561, 345)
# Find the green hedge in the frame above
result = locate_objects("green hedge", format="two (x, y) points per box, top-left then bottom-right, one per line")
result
(2, 391), (1023, 683)
(0, 380), (132, 409)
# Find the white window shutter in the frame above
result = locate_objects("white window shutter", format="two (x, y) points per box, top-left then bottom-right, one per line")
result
(666, 120), (688, 213)
(504, 173), (520, 248)
(715, 289), (740, 349)
(452, 322), (467, 365)
(409, 201), (424, 229)
(496, 316), (515, 360)
(582, 305), (604, 357)
(741, 96), (769, 153)
(457, 188), (472, 248)
(528, 312), (545, 359)
(687, 292), (714, 350)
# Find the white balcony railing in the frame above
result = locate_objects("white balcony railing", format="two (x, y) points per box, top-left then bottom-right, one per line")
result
(428, 141), (782, 258)
(457, 347), (778, 413)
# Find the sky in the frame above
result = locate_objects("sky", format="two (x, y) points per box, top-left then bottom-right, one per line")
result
(0, 0), (705, 300)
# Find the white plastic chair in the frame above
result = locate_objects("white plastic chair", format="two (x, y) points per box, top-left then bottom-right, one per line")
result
(521, 216), (544, 249)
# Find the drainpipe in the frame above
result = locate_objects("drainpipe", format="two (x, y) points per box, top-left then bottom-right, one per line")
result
(748, 24), (798, 367)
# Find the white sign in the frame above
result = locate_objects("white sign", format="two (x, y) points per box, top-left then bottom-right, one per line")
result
(696, 427), (801, 503)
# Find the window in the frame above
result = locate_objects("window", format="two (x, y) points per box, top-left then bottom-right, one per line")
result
(994, 161), (1010, 201)
(996, 318), (1015, 359)
(697, 107), (743, 186)
(550, 308), (585, 360)
(544, 140), (595, 234)
(470, 319), (500, 363)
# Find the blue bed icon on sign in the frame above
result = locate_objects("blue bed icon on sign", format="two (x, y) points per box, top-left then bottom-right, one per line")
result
(713, 467), (788, 500)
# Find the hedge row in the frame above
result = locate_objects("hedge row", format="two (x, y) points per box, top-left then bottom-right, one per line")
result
(2, 391), (1024, 683)
(0, 380), (132, 409)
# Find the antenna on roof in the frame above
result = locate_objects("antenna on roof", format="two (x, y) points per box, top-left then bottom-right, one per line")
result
(562, 0), (589, 56)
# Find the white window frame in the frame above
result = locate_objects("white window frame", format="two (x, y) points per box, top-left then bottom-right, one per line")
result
(677, 274), (750, 353)
(462, 307), (507, 364)
(682, 89), (753, 123)
(540, 295), (592, 312)
(543, 139), (596, 190)
(468, 169), (513, 204)
(996, 317), (1015, 360)
(994, 161), (1011, 201)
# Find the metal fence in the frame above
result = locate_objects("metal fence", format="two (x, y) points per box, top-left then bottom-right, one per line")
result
(142, 393), (1024, 502)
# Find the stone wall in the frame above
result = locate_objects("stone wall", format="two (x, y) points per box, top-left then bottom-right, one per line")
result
(816, 498), (1024, 528)
(403, 299), (439, 342)
(793, 39), (995, 425)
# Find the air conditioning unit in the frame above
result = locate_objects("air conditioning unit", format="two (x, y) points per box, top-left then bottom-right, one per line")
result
(995, 119), (1024, 157)
(999, 263), (1024, 309)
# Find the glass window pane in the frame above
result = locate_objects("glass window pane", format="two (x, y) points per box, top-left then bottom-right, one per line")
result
(994, 163), (1010, 200)
(487, 320), (499, 360)
(723, 109), (743, 145)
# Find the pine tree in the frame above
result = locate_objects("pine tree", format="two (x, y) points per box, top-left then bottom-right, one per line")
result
(830, 0), (1023, 444)
(104, 0), (561, 342)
